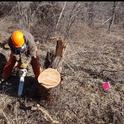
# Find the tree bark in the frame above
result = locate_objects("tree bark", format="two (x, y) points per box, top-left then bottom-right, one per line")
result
(44, 36), (67, 73)
(108, 2), (117, 33)
(87, 2), (95, 28)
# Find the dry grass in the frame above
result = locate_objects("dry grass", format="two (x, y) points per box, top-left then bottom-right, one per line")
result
(0, 2), (124, 124)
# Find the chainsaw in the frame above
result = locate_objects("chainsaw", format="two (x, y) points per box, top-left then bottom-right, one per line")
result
(18, 68), (27, 96)
(12, 61), (28, 97)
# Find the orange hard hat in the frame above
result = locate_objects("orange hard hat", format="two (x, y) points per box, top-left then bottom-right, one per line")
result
(11, 30), (25, 48)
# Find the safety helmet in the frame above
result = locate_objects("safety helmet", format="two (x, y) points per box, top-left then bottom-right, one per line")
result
(11, 30), (25, 48)
(9, 30), (27, 54)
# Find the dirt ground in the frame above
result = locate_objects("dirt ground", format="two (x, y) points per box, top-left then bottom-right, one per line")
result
(0, 18), (124, 124)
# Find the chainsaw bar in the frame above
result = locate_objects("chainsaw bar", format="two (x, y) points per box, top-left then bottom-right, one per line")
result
(18, 69), (27, 96)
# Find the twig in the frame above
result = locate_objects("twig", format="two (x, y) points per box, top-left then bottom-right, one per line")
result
(102, 16), (112, 25)
(14, 100), (19, 124)
(55, 2), (67, 30)
(31, 104), (59, 124)
(0, 95), (15, 124)
(2, 110), (11, 124)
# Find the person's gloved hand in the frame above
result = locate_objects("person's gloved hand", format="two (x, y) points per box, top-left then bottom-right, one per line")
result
(20, 63), (28, 69)
(0, 43), (9, 50)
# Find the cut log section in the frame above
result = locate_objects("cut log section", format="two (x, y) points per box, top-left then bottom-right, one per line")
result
(38, 68), (61, 89)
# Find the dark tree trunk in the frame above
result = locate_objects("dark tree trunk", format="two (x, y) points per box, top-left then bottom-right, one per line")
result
(108, 2), (117, 33)
(87, 2), (95, 28)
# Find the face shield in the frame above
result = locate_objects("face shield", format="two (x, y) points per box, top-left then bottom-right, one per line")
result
(9, 40), (27, 55)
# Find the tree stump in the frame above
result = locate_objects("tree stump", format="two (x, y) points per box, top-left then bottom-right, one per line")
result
(37, 36), (67, 99)
(44, 36), (67, 73)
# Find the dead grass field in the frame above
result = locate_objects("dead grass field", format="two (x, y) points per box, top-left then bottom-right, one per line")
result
(0, 16), (124, 124)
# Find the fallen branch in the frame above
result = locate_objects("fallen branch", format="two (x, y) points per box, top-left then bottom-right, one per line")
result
(55, 2), (67, 30)
(102, 16), (112, 25)
(31, 104), (59, 124)
(2, 110), (11, 124)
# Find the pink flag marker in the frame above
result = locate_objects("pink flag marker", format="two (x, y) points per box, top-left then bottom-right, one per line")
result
(102, 82), (111, 91)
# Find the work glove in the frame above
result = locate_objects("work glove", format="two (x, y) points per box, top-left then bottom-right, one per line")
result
(20, 63), (28, 69)
(0, 43), (9, 50)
